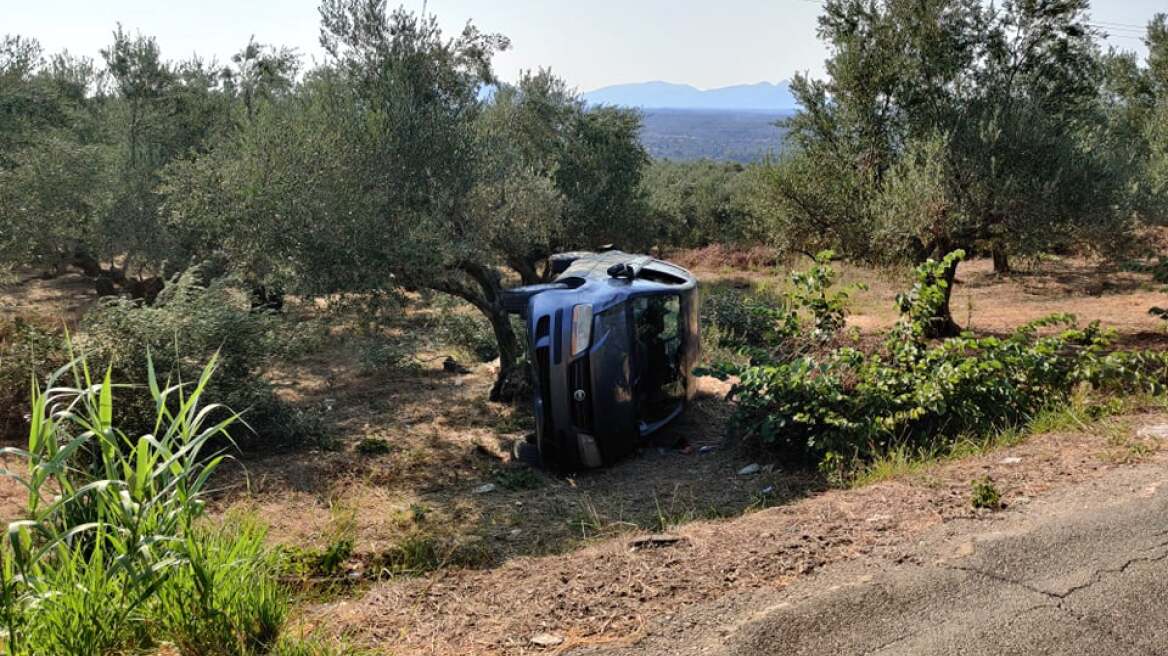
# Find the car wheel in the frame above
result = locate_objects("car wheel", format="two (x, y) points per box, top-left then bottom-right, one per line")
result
(511, 440), (541, 466)
(501, 282), (571, 314)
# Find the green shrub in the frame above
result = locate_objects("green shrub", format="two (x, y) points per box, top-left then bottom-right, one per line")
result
(893, 250), (964, 339)
(700, 251), (862, 366)
(433, 311), (498, 362)
(701, 286), (799, 351)
(82, 269), (323, 450)
(0, 354), (294, 655)
(788, 250), (865, 343)
(0, 318), (68, 438)
(708, 252), (1168, 475)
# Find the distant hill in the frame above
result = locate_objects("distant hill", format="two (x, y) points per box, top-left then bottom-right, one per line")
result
(583, 80), (797, 111)
(639, 109), (792, 163)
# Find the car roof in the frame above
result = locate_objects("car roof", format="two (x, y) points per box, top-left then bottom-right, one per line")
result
(556, 250), (696, 287)
(546, 251), (697, 314)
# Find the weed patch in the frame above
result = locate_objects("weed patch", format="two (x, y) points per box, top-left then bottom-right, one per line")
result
(493, 466), (545, 490)
(0, 355), (317, 655)
(355, 437), (392, 456)
(971, 477), (1003, 510)
(83, 270), (326, 450)
(0, 318), (68, 438)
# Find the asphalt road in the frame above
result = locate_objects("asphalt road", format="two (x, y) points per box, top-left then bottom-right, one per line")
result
(585, 462), (1168, 656)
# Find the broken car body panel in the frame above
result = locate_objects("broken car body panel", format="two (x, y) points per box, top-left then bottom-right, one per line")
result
(507, 251), (700, 470)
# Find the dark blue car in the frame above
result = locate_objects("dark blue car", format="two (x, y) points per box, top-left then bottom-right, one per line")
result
(503, 251), (701, 470)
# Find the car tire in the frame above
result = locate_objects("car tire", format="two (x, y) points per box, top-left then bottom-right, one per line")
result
(511, 440), (541, 466)
(501, 282), (571, 314)
(549, 252), (588, 275)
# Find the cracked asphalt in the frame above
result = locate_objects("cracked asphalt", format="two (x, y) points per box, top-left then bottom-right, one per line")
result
(582, 461), (1168, 656)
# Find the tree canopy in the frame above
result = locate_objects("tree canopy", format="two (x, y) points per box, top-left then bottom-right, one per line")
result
(159, 0), (651, 398)
(759, 0), (1130, 274)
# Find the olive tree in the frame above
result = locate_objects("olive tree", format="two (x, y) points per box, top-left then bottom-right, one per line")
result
(0, 35), (113, 277)
(756, 0), (1125, 335)
(164, 1), (649, 400)
(1, 29), (284, 299)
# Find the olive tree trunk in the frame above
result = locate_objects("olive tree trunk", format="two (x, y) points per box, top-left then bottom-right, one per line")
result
(433, 262), (528, 403)
(992, 245), (1010, 274)
(925, 253), (962, 339)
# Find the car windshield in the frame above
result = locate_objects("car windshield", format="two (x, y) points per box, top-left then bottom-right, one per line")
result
(631, 294), (684, 426)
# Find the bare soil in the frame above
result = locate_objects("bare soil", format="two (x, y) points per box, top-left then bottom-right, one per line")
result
(0, 268), (96, 326)
(310, 407), (1167, 655)
(694, 252), (1168, 338)
(1, 255), (1167, 655)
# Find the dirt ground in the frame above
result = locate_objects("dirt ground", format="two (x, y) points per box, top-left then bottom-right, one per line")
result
(2, 254), (1167, 654)
(689, 252), (1168, 337)
(0, 268), (96, 325)
(311, 404), (1168, 654)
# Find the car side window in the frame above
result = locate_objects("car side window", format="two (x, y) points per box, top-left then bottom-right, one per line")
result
(632, 295), (681, 347)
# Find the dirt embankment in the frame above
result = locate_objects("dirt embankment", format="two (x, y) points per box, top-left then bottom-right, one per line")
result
(310, 407), (1167, 655)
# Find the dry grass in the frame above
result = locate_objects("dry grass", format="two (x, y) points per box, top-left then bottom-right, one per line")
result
(3, 252), (1168, 654)
(690, 253), (1167, 338)
(314, 403), (1168, 655)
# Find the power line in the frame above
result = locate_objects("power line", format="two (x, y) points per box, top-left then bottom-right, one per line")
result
(1090, 19), (1149, 30)
(1088, 24), (1147, 35)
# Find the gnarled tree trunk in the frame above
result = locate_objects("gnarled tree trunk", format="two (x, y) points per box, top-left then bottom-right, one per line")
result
(484, 303), (526, 402)
(992, 245), (1010, 274)
(433, 262), (529, 403)
(926, 257), (962, 338)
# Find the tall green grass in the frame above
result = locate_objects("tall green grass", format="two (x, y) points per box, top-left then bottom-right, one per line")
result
(0, 354), (336, 655)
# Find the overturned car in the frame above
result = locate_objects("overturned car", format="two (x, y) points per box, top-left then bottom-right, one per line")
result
(502, 251), (700, 470)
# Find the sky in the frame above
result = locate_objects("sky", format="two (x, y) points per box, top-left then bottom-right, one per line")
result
(5, 0), (1163, 92)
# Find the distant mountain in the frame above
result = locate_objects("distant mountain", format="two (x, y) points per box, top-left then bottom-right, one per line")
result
(582, 80), (797, 111)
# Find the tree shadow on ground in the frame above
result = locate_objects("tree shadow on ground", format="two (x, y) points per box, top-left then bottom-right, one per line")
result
(221, 368), (829, 578)
(960, 261), (1153, 297)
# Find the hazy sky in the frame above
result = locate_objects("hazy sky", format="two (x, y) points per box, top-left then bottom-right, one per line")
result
(6, 0), (1163, 92)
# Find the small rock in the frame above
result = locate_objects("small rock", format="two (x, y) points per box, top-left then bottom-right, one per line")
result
(738, 463), (761, 476)
(1000, 456), (1023, 465)
(698, 445), (717, 454)
(531, 633), (564, 648)
(760, 485), (775, 495)
(1137, 424), (1168, 439)
(443, 356), (471, 374)
(509, 528), (522, 539)
(473, 483), (497, 494)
